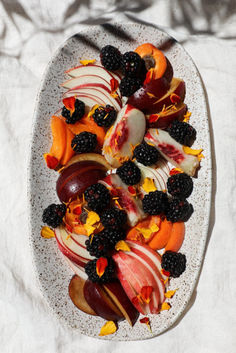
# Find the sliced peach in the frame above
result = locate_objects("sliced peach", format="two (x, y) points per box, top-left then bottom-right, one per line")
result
(165, 221), (185, 252)
(126, 216), (161, 243)
(148, 218), (173, 250)
(67, 114), (105, 147)
(135, 43), (167, 79)
(60, 124), (75, 165)
(49, 115), (66, 163)
(148, 102), (187, 129)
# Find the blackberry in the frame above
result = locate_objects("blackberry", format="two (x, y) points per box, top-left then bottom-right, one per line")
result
(167, 173), (193, 199)
(166, 198), (193, 222)
(100, 45), (121, 71)
(142, 191), (168, 215)
(71, 131), (97, 153)
(85, 257), (115, 283)
(84, 183), (110, 213)
(116, 160), (141, 185)
(119, 76), (142, 97)
(161, 251), (186, 278)
(62, 99), (85, 124)
(167, 120), (196, 146)
(101, 227), (126, 247)
(85, 231), (112, 258)
(101, 208), (127, 228)
(121, 51), (142, 77)
(42, 203), (66, 228)
(133, 142), (160, 166)
(92, 105), (117, 128)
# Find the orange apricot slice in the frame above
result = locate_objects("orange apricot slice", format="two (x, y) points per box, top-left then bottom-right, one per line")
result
(164, 222), (185, 252)
(148, 218), (173, 250)
(135, 43), (167, 79)
(49, 115), (66, 163)
(126, 216), (161, 243)
(67, 114), (105, 147)
(60, 124), (75, 166)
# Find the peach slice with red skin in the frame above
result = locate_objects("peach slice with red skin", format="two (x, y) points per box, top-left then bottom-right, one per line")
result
(83, 280), (124, 321)
(147, 102), (187, 129)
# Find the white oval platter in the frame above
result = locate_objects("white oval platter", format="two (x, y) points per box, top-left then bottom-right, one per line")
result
(28, 23), (212, 340)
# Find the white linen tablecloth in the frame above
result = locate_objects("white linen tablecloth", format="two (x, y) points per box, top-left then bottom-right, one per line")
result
(0, 1), (236, 352)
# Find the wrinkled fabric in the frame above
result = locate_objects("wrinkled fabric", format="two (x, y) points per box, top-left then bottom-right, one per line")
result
(0, 1), (236, 352)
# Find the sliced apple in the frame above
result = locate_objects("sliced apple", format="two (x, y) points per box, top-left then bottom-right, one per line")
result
(103, 281), (139, 326)
(54, 226), (94, 267)
(83, 280), (124, 321)
(147, 102), (187, 129)
(66, 64), (121, 84)
(69, 275), (97, 316)
(65, 257), (88, 281)
(100, 174), (145, 227)
(102, 104), (146, 167)
(145, 129), (200, 176)
(62, 93), (104, 113)
(62, 75), (113, 91)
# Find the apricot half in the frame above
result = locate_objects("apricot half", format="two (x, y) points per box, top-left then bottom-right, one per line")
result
(135, 43), (167, 79)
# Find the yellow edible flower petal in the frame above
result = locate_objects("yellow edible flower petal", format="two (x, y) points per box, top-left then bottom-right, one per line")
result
(136, 227), (152, 239)
(183, 110), (191, 122)
(115, 240), (131, 252)
(80, 59), (96, 65)
(41, 226), (55, 239)
(87, 104), (100, 119)
(161, 302), (171, 311)
(99, 321), (117, 336)
(164, 289), (178, 298)
(86, 211), (100, 225)
(150, 223), (159, 233)
(84, 224), (96, 236)
(183, 146), (203, 157)
(142, 178), (157, 193)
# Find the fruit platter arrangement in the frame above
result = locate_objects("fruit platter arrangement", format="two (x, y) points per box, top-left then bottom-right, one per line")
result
(30, 25), (211, 340)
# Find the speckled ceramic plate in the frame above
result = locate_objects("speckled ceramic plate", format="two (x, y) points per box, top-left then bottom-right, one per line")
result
(28, 23), (212, 340)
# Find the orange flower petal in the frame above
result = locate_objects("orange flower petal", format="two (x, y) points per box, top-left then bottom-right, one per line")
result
(164, 289), (177, 298)
(99, 321), (117, 336)
(115, 240), (131, 252)
(62, 97), (75, 114)
(169, 167), (183, 175)
(128, 186), (136, 196)
(73, 206), (82, 215)
(139, 317), (152, 332)
(161, 269), (170, 277)
(80, 59), (96, 66)
(144, 68), (154, 84)
(140, 286), (153, 304)
(161, 302), (171, 311)
(41, 226), (55, 239)
(110, 78), (119, 93)
(170, 93), (181, 104)
(142, 178), (157, 193)
(96, 257), (108, 277)
(148, 114), (160, 123)
(43, 153), (59, 169)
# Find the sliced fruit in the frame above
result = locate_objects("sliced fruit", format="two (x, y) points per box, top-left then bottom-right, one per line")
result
(144, 129), (200, 176)
(83, 280), (124, 321)
(151, 78), (185, 113)
(102, 104), (146, 167)
(135, 43), (167, 79)
(165, 221), (185, 252)
(54, 226), (95, 267)
(69, 275), (97, 315)
(63, 152), (111, 170)
(67, 114), (105, 147)
(103, 281), (139, 326)
(65, 64), (121, 84)
(126, 216), (161, 243)
(60, 124), (75, 165)
(127, 78), (170, 114)
(56, 160), (107, 203)
(100, 174), (145, 227)
(147, 218), (173, 250)
(147, 102), (187, 129)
